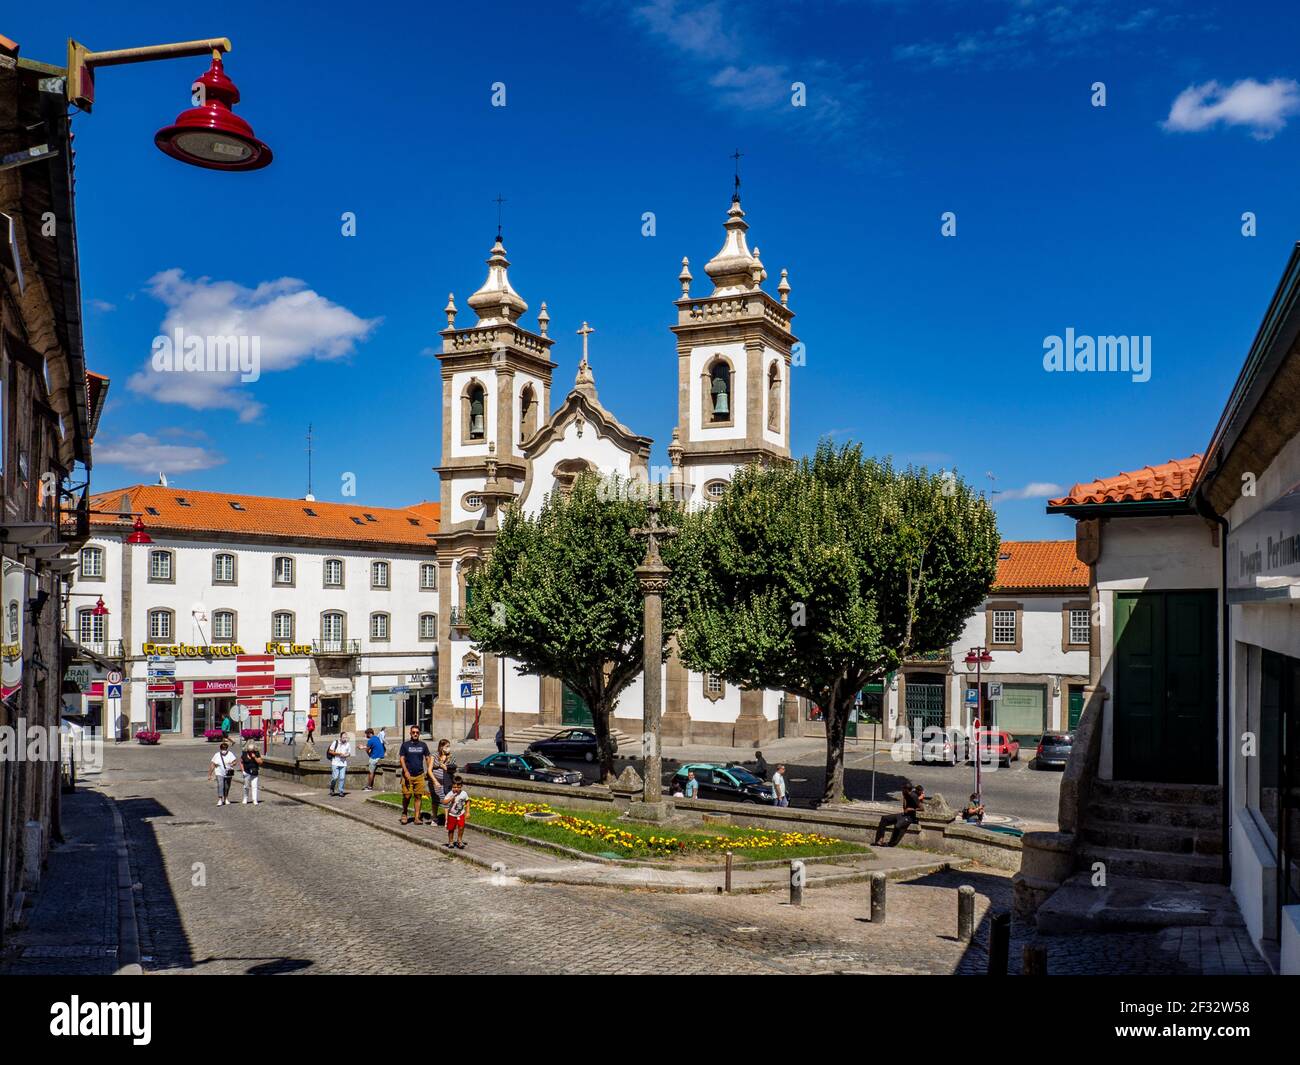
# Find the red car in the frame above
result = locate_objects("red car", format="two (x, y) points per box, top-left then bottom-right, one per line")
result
(971, 729), (1020, 767)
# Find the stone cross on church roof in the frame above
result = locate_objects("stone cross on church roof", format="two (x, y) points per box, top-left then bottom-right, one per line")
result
(574, 320), (597, 397)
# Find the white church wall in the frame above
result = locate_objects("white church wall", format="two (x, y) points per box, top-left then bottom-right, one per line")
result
(449, 474), (489, 526)
(689, 342), (747, 441)
(520, 422), (635, 517)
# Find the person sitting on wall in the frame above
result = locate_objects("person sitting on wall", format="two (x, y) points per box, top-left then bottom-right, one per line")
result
(962, 793), (985, 824)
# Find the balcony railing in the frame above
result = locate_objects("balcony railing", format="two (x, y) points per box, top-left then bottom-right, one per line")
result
(449, 606), (471, 630)
(74, 638), (125, 660)
(312, 638), (360, 656)
(59, 489), (91, 549)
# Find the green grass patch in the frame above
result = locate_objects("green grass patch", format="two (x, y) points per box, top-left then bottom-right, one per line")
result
(373, 793), (868, 862)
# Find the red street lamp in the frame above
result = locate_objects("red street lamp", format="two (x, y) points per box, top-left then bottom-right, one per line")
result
(125, 516), (153, 545)
(964, 646), (994, 804)
(155, 53), (272, 171)
(91, 596), (109, 617)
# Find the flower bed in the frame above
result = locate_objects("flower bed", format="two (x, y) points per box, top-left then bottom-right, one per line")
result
(203, 729), (225, 742)
(380, 794), (865, 862)
(135, 730), (161, 745)
(240, 728), (264, 740)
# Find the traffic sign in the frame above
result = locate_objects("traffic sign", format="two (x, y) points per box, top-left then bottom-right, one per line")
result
(459, 681), (473, 699)
(965, 687), (979, 705)
(106, 683), (123, 699)
(107, 669), (123, 685)
(987, 682), (1003, 701)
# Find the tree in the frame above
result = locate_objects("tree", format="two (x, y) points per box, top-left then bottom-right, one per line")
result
(464, 474), (684, 783)
(672, 441), (999, 805)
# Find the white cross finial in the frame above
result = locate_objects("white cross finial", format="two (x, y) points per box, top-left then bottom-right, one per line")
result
(576, 321), (594, 362)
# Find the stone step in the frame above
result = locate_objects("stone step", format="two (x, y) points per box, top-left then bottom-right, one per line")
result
(1082, 819), (1223, 857)
(1077, 844), (1223, 884)
(1086, 799), (1221, 830)
(1036, 872), (1244, 934)
(1090, 779), (1221, 807)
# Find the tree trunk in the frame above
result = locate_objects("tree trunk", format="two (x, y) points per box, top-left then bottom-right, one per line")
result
(589, 698), (618, 784)
(820, 696), (855, 806)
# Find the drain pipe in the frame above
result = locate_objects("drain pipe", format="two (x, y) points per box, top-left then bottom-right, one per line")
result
(1198, 499), (1233, 886)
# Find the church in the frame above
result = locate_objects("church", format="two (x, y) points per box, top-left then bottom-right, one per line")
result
(431, 190), (798, 745)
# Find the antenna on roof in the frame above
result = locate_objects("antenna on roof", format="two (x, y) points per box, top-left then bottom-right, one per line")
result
(157, 472), (168, 487)
(305, 423), (316, 502)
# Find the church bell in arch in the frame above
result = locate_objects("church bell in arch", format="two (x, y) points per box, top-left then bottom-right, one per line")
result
(711, 373), (729, 417)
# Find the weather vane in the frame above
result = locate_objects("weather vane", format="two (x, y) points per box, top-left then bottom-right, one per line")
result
(494, 192), (506, 240)
(731, 148), (743, 201)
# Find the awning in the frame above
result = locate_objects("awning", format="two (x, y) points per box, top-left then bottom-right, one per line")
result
(318, 677), (353, 695)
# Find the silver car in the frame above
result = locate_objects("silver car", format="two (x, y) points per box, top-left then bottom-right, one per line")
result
(1033, 732), (1073, 769)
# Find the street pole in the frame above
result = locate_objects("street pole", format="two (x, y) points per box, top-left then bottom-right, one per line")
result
(500, 652), (507, 752)
(632, 491), (678, 820)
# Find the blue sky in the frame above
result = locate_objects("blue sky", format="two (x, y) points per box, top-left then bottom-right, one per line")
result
(13, 0), (1300, 537)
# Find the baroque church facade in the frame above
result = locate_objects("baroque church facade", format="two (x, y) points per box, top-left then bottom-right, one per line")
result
(431, 193), (797, 745)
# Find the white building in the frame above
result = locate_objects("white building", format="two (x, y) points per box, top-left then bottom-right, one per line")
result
(64, 486), (440, 738)
(431, 192), (796, 745)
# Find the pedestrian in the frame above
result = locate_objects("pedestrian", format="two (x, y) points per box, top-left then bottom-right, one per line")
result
(494, 723), (506, 753)
(962, 792), (985, 824)
(444, 775), (470, 849)
(874, 783), (922, 847)
(220, 712), (233, 742)
(684, 769), (699, 798)
(240, 742), (263, 805)
(208, 741), (237, 806)
(327, 732), (353, 796)
(754, 750), (769, 780)
(363, 727), (386, 791)
(304, 711), (317, 751)
(398, 725), (431, 825)
(428, 738), (455, 825)
(772, 763), (789, 807)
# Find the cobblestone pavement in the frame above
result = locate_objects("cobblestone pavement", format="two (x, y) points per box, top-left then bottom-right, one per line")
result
(1, 743), (1268, 976)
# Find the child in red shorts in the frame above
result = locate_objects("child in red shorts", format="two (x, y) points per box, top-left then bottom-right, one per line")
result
(444, 776), (470, 850)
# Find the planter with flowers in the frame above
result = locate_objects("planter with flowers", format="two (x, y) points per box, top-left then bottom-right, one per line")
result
(203, 729), (226, 742)
(135, 730), (161, 745)
(240, 727), (264, 740)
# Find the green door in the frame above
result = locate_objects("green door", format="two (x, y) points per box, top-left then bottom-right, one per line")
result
(1067, 687), (1085, 731)
(561, 684), (592, 726)
(1114, 591), (1217, 784)
(904, 674), (945, 735)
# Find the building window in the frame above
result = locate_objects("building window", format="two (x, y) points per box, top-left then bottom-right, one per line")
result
(321, 612), (345, 645)
(465, 494), (483, 510)
(1068, 608), (1090, 647)
(420, 563), (437, 591)
(148, 550), (174, 583)
(272, 611), (294, 640)
(80, 545), (104, 579)
(419, 613), (437, 640)
(273, 556), (295, 586)
(991, 610), (1017, 645)
(213, 553), (236, 584)
(371, 560), (390, 589)
(704, 479), (727, 501)
(464, 381), (487, 442)
(705, 359), (733, 425)
(78, 608), (105, 646)
(323, 558), (343, 587)
(704, 673), (726, 702)
(767, 361), (781, 432)
(148, 609), (173, 640)
(370, 612), (390, 640)
(212, 609), (235, 641)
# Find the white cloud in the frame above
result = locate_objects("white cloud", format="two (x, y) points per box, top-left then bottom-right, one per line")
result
(127, 270), (380, 421)
(997, 481), (1065, 501)
(1162, 78), (1300, 140)
(94, 432), (227, 475)
(89, 299), (116, 313)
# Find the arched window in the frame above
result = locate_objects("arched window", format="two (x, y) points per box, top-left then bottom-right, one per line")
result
(273, 556), (295, 586)
(420, 563), (438, 591)
(78, 607), (106, 647)
(705, 358), (732, 425)
(212, 610), (236, 641)
(80, 545), (104, 579)
(271, 611), (295, 640)
(213, 552), (236, 584)
(767, 362), (781, 432)
(148, 549), (174, 583)
(419, 613), (437, 640)
(323, 558), (344, 587)
(371, 560), (390, 589)
(321, 611), (346, 649)
(148, 609), (173, 640)
(464, 381), (487, 441)
(519, 384), (539, 442)
(370, 612), (390, 640)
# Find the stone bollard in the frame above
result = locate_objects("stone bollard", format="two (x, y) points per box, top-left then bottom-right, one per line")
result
(988, 912), (1010, 975)
(725, 852), (733, 894)
(958, 885), (975, 942)
(870, 872), (887, 924)
(789, 860), (805, 906)
(1023, 943), (1048, 976)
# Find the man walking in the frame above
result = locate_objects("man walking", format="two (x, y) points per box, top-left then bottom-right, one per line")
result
(398, 725), (431, 826)
(772, 763), (789, 807)
(362, 727), (386, 791)
(327, 732), (353, 796)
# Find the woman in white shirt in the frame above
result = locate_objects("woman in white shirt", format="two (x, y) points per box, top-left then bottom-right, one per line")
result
(208, 742), (238, 806)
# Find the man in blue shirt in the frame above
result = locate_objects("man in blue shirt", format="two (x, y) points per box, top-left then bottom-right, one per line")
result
(362, 727), (387, 792)
(684, 769), (699, 798)
(397, 726), (431, 825)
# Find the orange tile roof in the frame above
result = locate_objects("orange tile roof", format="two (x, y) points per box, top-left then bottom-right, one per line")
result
(992, 540), (1088, 591)
(1049, 455), (1204, 508)
(89, 485), (440, 549)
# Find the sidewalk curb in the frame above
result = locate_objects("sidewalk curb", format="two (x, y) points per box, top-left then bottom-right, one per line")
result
(107, 797), (143, 976)
(262, 784), (969, 894)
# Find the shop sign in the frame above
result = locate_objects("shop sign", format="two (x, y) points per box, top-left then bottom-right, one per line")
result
(264, 641), (313, 657)
(142, 642), (246, 657)
(64, 665), (92, 691)
(1228, 477), (1300, 603)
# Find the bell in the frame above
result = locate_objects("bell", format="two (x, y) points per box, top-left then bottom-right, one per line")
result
(711, 381), (729, 417)
(470, 412), (484, 436)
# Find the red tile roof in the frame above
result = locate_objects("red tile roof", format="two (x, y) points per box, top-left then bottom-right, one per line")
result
(992, 540), (1087, 591)
(1049, 455), (1204, 508)
(88, 485), (440, 549)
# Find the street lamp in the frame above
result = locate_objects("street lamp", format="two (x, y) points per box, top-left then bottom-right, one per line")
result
(964, 646), (993, 805)
(63, 37), (272, 171)
(125, 516), (153, 545)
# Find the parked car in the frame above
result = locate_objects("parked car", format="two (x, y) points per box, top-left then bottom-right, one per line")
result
(469, 752), (583, 785)
(911, 729), (958, 765)
(526, 728), (599, 763)
(968, 729), (1020, 767)
(668, 763), (777, 804)
(1033, 732), (1073, 769)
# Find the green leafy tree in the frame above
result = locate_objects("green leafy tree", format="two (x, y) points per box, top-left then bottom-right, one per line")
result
(672, 441), (999, 805)
(464, 474), (684, 782)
